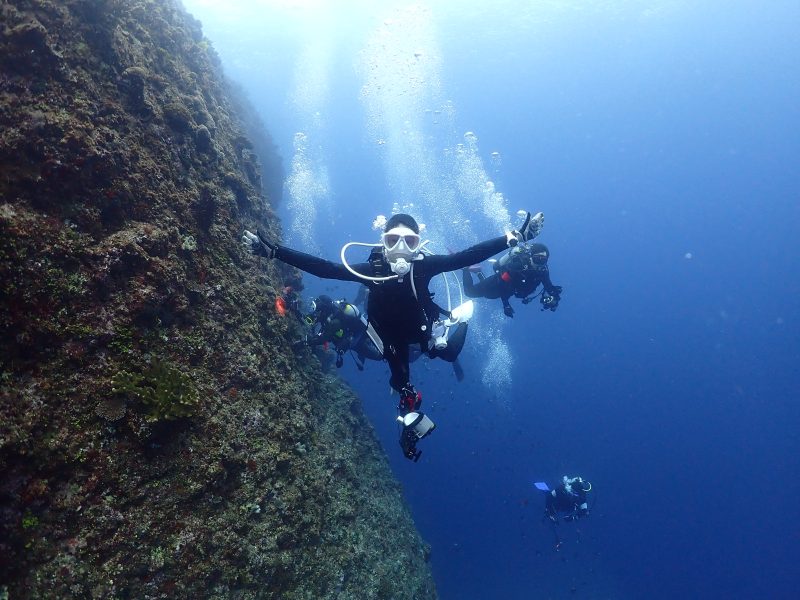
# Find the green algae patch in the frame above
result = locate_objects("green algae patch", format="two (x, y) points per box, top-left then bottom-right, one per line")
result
(112, 360), (199, 422)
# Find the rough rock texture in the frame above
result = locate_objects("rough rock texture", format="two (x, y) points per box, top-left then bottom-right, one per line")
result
(0, 1), (436, 598)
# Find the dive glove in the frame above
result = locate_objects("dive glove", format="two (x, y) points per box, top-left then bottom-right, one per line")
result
(503, 304), (515, 318)
(509, 211), (544, 246)
(241, 229), (277, 258)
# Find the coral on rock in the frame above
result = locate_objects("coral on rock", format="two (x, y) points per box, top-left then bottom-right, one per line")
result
(0, 1), (436, 598)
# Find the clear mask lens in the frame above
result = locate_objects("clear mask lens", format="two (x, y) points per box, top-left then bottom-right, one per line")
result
(382, 231), (420, 251)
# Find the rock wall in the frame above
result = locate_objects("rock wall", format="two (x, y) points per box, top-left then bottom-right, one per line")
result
(0, 1), (436, 598)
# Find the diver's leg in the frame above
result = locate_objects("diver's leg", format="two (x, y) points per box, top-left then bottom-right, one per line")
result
(386, 342), (427, 461)
(465, 272), (503, 300)
(385, 342), (411, 394)
(451, 358), (465, 382)
(545, 493), (557, 522)
(462, 268), (478, 298)
(434, 322), (468, 362)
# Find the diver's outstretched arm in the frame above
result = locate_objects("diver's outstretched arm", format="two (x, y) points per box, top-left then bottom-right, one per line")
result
(427, 212), (543, 274)
(428, 236), (509, 274)
(276, 245), (372, 282)
(243, 229), (369, 281)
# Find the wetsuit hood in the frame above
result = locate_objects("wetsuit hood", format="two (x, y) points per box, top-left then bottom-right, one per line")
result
(384, 213), (420, 234)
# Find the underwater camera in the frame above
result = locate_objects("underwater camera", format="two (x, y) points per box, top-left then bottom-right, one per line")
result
(397, 411), (435, 462)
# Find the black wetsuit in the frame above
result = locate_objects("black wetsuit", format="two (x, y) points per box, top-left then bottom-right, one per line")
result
(276, 236), (508, 390)
(545, 484), (589, 521)
(463, 265), (558, 314)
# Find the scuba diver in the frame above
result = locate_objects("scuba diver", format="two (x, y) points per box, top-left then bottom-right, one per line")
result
(297, 294), (382, 369)
(535, 476), (592, 523)
(242, 210), (543, 461)
(462, 242), (562, 317)
(277, 286), (304, 321)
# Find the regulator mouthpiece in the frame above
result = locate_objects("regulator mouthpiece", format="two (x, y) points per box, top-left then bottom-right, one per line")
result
(390, 257), (411, 276)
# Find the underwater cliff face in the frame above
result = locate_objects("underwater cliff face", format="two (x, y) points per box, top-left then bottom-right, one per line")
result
(0, 1), (436, 598)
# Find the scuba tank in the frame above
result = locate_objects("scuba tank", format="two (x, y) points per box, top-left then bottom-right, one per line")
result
(494, 245), (529, 273)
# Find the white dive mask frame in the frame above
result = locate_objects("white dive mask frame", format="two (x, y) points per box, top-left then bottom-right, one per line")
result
(381, 226), (421, 253)
(340, 225), (427, 283)
(382, 226), (421, 276)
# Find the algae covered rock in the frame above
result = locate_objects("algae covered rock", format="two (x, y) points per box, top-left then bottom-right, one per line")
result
(0, 1), (436, 598)
(111, 359), (200, 422)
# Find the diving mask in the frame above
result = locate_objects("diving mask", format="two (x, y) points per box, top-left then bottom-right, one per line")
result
(531, 251), (548, 266)
(382, 227), (421, 252)
(382, 226), (420, 276)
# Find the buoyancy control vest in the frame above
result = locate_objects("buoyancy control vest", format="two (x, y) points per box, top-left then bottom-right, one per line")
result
(365, 248), (448, 344)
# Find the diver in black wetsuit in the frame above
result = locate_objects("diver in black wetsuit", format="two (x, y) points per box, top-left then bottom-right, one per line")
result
(544, 476), (591, 523)
(462, 242), (562, 318)
(242, 211), (543, 461)
(297, 295), (382, 369)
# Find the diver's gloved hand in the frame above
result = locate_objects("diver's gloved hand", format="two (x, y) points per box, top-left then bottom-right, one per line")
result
(541, 286), (562, 311)
(510, 211), (544, 246)
(503, 304), (515, 318)
(241, 229), (277, 258)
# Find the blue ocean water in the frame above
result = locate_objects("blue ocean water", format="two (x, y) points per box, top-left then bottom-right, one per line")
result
(184, 1), (800, 598)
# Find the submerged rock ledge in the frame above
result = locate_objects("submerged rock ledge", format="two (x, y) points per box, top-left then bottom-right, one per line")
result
(0, 1), (436, 598)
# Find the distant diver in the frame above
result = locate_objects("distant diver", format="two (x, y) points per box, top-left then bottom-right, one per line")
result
(534, 476), (593, 551)
(535, 476), (592, 523)
(462, 242), (562, 318)
(243, 210), (543, 461)
(295, 294), (382, 369)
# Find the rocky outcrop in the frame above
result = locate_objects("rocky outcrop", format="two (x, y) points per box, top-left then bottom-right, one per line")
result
(0, 1), (436, 598)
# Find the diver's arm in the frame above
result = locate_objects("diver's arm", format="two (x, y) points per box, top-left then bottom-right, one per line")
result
(427, 236), (508, 274)
(461, 268), (479, 298)
(541, 269), (559, 294)
(275, 246), (368, 282)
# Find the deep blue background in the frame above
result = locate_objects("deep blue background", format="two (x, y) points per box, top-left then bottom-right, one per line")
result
(185, 1), (799, 597)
